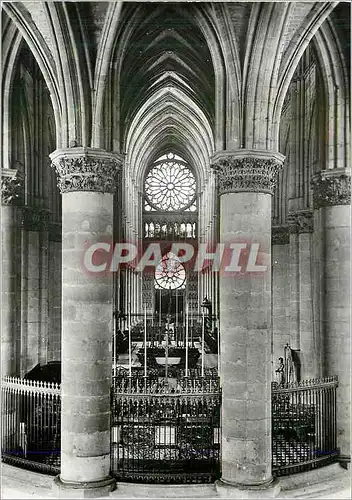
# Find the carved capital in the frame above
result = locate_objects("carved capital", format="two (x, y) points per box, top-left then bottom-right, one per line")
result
(1, 169), (24, 206)
(311, 170), (351, 209)
(50, 148), (122, 194)
(272, 225), (290, 245)
(22, 207), (51, 232)
(211, 150), (284, 196)
(287, 210), (314, 234)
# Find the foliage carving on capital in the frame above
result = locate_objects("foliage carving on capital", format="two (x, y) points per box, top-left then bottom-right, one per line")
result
(311, 172), (351, 209)
(51, 152), (121, 194)
(272, 225), (290, 245)
(211, 156), (283, 195)
(287, 210), (314, 234)
(1, 170), (23, 205)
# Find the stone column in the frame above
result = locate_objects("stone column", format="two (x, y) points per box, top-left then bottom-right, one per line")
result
(1, 169), (23, 376)
(287, 210), (317, 380)
(211, 150), (284, 497)
(311, 169), (351, 460)
(271, 226), (290, 373)
(50, 147), (121, 497)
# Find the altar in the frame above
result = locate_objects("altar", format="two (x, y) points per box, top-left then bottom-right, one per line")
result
(136, 345), (200, 370)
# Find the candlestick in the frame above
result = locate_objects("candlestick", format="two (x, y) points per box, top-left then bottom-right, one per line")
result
(151, 277), (154, 328)
(112, 312), (116, 370)
(190, 311), (193, 347)
(217, 317), (220, 378)
(176, 288), (178, 328)
(165, 332), (169, 380)
(144, 304), (147, 377)
(128, 305), (132, 377)
(185, 304), (189, 377)
(159, 290), (162, 326)
(201, 310), (205, 377)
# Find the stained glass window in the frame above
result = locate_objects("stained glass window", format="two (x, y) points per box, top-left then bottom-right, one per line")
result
(144, 153), (196, 211)
(155, 252), (186, 290)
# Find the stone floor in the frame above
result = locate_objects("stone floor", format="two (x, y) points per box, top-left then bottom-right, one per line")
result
(1, 463), (350, 499)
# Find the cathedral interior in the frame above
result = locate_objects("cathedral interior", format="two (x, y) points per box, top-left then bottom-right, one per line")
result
(1, 1), (351, 498)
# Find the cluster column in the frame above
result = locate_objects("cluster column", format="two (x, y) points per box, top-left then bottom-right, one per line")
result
(286, 210), (316, 379)
(311, 169), (351, 460)
(211, 150), (284, 497)
(50, 147), (121, 497)
(271, 225), (290, 369)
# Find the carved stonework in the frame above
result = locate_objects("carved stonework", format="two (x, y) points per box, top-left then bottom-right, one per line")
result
(1, 169), (23, 205)
(50, 148), (122, 194)
(211, 151), (284, 195)
(22, 207), (50, 232)
(311, 170), (351, 209)
(287, 210), (314, 234)
(272, 225), (290, 245)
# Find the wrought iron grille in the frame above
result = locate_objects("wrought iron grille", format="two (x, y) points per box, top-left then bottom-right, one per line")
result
(1, 376), (61, 475)
(1, 373), (340, 481)
(111, 373), (221, 483)
(272, 376), (339, 476)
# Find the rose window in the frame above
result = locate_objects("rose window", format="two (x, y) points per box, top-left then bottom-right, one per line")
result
(145, 153), (196, 211)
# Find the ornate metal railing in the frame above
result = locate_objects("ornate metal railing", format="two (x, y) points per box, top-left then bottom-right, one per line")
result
(129, 322), (203, 345)
(2, 373), (340, 481)
(111, 373), (221, 483)
(1, 376), (61, 475)
(272, 376), (339, 476)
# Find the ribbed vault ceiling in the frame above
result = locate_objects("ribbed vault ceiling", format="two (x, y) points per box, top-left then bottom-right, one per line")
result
(114, 3), (216, 184)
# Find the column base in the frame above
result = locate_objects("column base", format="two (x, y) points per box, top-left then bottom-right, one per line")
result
(338, 454), (351, 470)
(215, 477), (280, 499)
(53, 475), (116, 498)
